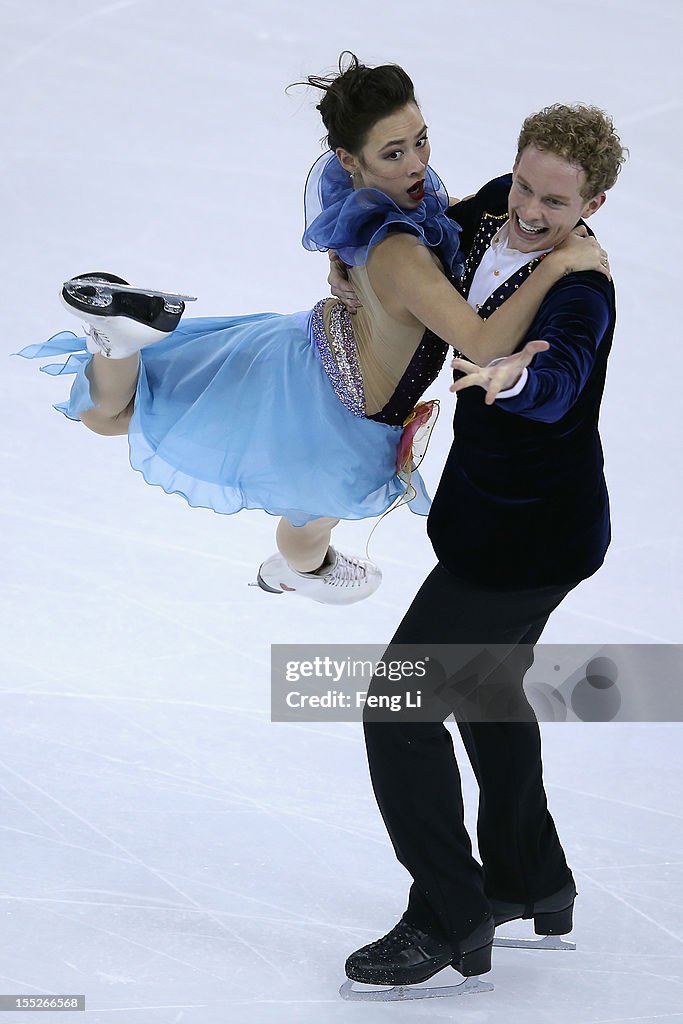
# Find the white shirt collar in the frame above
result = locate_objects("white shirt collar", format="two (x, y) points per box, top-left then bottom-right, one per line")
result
(491, 221), (552, 258)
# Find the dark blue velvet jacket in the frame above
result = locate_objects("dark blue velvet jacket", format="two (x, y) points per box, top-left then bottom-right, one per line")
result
(427, 175), (616, 589)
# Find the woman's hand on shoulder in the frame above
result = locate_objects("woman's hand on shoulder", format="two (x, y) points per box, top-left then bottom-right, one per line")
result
(549, 227), (611, 280)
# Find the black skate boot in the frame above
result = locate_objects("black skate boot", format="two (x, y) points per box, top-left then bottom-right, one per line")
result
(491, 878), (577, 934)
(61, 272), (196, 359)
(344, 915), (494, 986)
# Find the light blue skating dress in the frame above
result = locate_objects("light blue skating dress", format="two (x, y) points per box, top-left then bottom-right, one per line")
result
(17, 153), (462, 527)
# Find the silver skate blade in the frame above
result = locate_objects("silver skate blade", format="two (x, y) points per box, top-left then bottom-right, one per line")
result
(250, 572), (283, 594)
(247, 580), (281, 592)
(494, 934), (576, 950)
(63, 278), (197, 302)
(339, 976), (493, 1001)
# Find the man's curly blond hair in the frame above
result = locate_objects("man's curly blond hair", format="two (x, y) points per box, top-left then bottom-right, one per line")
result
(516, 104), (628, 199)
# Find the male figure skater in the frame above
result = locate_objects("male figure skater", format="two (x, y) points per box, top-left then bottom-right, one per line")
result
(335, 104), (627, 985)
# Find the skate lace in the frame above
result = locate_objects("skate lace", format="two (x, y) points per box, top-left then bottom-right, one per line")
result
(323, 553), (369, 589)
(84, 323), (112, 357)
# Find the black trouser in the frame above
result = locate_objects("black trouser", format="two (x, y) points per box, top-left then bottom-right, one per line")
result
(363, 563), (577, 944)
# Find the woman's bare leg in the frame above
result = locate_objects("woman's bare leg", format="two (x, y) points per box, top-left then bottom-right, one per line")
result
(80, 353), (139, 436)
(276, 517), (340, 573)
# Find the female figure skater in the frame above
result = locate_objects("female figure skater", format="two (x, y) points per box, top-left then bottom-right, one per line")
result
(20, 54), (609, 604)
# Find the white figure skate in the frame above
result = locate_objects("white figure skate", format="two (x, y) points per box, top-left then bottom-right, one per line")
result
(255, 546), (382, 605)
(61, 272), (197, 359)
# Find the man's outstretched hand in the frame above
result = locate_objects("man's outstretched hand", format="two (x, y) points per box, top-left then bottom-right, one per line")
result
(450, 340), (550, 405)
(328, 253), (362, 314)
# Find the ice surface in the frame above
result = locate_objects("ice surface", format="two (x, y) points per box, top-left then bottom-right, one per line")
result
(1, 1), (682, 1021)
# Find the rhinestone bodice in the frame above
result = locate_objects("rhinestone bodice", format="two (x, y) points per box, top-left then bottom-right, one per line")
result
(311, 299), (448, 428)
(366, 332), (448, 426)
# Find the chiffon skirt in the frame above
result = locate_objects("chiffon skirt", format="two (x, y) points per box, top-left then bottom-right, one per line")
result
(17, 307), (431, 526)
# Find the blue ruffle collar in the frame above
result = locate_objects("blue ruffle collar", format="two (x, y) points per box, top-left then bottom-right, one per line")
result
(302, 151), (463, 277)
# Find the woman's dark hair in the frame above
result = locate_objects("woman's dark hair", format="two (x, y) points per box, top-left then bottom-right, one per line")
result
(293, 51), (417, 154)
